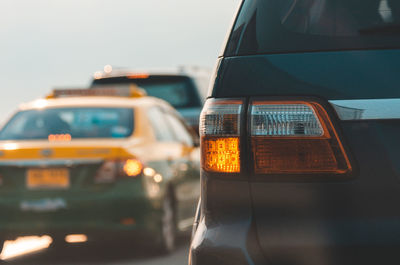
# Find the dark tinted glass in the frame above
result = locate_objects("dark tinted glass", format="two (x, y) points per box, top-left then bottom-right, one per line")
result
(213, 50), (400, 100)
(226, 0), (400, 55)
(92, 76), (202, 109)
(0, 108), (134, 140)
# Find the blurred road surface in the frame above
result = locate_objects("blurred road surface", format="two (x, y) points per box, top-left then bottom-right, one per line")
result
(1, 236), (189, 265)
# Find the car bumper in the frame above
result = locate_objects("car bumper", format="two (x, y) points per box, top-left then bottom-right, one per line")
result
(0, 182), (164, 240)
(189, 218), (266, 265)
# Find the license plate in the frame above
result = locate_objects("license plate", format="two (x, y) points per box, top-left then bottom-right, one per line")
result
(26, 168), (70, 189)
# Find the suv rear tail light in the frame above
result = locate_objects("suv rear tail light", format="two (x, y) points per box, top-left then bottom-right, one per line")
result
(200, 99), (352, 177)
(251, 101), (351, 175)
(200, 99), (242, 173)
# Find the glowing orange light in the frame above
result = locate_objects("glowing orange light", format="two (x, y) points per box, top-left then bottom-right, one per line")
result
(52, 87), (145, 98)
(127, 73), (150, 79)
(202, 137), (240, 173)
(65, 234), (87, 243)
(48, 134), (72, 142)
(121, 218), (136, 225)
(123, 159), (143, 177)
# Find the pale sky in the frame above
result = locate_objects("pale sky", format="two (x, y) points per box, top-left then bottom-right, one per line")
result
(0, 0), (241, 123)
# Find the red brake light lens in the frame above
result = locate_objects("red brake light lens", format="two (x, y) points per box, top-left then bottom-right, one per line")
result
(95, 159), (143, 183)
(250, 101), (352, 175)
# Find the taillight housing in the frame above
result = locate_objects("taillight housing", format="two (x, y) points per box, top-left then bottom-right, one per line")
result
(94, 159), (143, 183)
(200, 99), (352, 179)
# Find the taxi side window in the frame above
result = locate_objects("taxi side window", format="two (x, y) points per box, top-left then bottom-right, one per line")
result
(147, 107), (175, 142)
(164, 112), (194, 146)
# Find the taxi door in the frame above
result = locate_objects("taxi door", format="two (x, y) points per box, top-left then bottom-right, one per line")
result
(162, 110), (200, 232)
(146, 106), (200, 232)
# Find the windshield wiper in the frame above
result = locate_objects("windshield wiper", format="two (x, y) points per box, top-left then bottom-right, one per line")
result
(359, 23), (400, 35)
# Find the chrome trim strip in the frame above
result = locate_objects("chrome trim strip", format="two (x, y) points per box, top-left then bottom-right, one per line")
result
(0, 159), (103, 167)
(329, 99), (400, 120)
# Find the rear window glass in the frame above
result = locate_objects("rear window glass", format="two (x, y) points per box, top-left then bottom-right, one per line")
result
(226, 0), (400, 55)
(0, 108), (134, 140)
(91, 76), (202, 109)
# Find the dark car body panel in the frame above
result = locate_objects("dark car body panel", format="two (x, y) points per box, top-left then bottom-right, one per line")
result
(189, 176), (265, 265)
(191, 50), (400, 265)
(250, 120), (400, 264)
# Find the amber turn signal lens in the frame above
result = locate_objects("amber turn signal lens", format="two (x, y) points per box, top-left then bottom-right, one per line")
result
(202, 137), (240, 173)
(200, 99), (243, 173)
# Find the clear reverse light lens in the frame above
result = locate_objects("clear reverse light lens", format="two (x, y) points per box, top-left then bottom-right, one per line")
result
(251, 104), (324, 137)
(200, 101), (242, 136)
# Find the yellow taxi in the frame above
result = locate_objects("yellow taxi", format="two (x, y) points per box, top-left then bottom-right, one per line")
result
(0, 87), (200, 253)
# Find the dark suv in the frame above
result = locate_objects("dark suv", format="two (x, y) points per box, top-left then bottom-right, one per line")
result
(190, 1), (400, 265)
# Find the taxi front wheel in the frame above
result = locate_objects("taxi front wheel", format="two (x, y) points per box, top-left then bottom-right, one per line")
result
(157, 194), (176, 254)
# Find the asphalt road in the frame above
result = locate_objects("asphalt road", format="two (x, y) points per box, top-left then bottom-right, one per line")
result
(1, 237), (189, 265)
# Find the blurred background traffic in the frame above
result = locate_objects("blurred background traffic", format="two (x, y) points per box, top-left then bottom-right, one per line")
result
(0, 0), (240, 122)
(0, 0), (241, 264)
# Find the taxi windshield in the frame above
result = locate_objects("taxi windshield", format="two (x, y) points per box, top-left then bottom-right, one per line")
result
(0, 107), (134, 140)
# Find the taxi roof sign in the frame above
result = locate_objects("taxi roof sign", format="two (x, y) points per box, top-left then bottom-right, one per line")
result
(47, 85), (147, 99)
